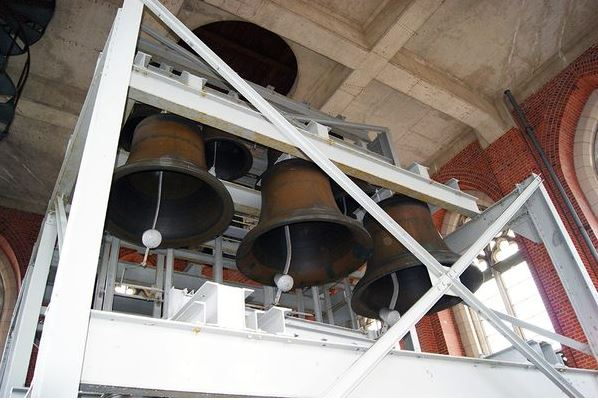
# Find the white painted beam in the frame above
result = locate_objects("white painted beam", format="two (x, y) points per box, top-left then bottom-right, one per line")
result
(128, 66), (480, 215)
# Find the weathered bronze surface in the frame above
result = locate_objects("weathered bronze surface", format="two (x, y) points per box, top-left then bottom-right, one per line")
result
(106, 114), (234, 249)
(236, 158), (372, 288)
(352, 195), (483, 319)
(203, 126), (253, 181)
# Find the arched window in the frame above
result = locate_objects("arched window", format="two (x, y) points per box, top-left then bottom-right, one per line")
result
(573, 90), (598, 219)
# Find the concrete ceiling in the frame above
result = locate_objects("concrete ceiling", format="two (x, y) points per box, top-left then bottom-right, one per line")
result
(403, 0), (598, 99)
(1, 0), (597, 213)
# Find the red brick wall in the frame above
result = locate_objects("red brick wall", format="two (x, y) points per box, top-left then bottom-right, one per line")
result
(416, 314), (448, 354)
(408, 210), (466, 356)
(428, 45), (598, 369)
(0, 206), (43, 279)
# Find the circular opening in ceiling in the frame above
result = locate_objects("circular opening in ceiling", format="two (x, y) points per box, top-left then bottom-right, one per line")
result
(181, 21), (298, 96)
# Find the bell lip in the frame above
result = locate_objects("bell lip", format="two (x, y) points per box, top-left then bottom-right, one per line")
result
(105, 158), (234, 249)
(204, 135), (254, 181)
(351, 251), (484, 319)
(236, 211), (373, 288)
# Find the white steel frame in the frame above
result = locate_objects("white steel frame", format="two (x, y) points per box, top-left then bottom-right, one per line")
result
(0, 0), (597, 397)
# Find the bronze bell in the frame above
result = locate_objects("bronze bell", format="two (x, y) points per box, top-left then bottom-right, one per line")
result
(351, 194), (483, 319)
(106, 114), (234, 249)
(120, 104), (252, 182)
(203, 126), (253, 181)
(331, 178), (377, 217)
(236, 158), (373, 288)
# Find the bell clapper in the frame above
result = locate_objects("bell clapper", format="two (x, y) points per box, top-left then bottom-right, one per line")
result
(379, 308), (401, 327)
(141, 171), (164, 266)
(274, 225), (294, 304)
(379, 273), (401, 326)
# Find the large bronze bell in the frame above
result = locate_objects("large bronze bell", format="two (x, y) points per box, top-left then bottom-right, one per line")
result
(236, 158), (373, 288)
(203, 126), (253, 181)
(352, 195), (483, 319)
(106, 114), (234, 249)
(120, 104), (253, 182)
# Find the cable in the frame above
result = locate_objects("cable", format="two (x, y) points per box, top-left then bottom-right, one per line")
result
(274, 225), (292, 305)
(141, 171), (163, 266)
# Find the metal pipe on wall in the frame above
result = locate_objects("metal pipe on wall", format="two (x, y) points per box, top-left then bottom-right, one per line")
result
(504, 90), (598, 265)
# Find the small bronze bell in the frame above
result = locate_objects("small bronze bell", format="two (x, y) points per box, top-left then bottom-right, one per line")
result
(203, 126), (253, 181)
(331, 178), (377, 217)
(106, 114), (234, 249)
(351, 195), (483, 319)
(236, 158), (373, 288)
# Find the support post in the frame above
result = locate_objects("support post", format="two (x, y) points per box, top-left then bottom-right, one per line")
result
(213, 236), (223, 284)
(102, 238), (120, 312)
(342, 279), (358, 330)
(323, 286), (335, 325)
(54, 196), (67, 254)
(30, 1), (143, 396)
(296, 289), (305, 319)
(263, 286), (274, 308)
(490, 310), (592, 356)
(154, 254), (165, 318)
(0, 215), (57, 396)
(92, 240), (111, 310)
(163, 249), (174, 319)
(311, 287), (323, 323)
(525, 184), (598, 359)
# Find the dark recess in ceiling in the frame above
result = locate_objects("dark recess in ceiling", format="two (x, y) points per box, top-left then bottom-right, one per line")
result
(180, 20), (298, 95)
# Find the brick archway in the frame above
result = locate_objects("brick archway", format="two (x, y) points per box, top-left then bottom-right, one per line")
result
(0, 236), (20, 352)
(572, 89), (598, 235)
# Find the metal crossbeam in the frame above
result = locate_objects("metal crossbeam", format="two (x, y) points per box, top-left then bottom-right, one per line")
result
(326, 176), (581, 397)
(490, 310), (592, 356)
(128, 59), (479, 216)
(138, 1), (583, 397)
(526, 185), (598, 359)
(54, 196), (67, 253)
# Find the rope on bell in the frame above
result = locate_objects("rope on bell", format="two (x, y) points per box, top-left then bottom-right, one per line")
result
(274, 225), (294, 304)
(141, 171), (164, 266)
(209, 140), (218, 176)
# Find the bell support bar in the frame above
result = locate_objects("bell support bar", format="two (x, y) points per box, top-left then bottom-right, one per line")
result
(138, 1), (581, 397)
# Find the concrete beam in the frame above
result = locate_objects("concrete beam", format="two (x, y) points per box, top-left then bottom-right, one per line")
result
(380, 50), (509, 146)
(507, 28), (598, 107)
(16, 98), (78, 130)
(322, 0), (443, 115)
(204, 0), (509, 146)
